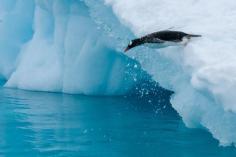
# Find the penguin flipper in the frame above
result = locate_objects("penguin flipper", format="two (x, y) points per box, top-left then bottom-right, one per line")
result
(146, 38), (165, 43)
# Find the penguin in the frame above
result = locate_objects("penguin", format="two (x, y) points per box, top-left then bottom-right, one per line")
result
(124, 30), (201, 52)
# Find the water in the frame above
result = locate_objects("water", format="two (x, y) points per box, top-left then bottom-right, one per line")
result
(0, 84), (236, 157)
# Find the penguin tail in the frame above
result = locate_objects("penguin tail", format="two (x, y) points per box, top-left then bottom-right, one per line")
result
(187, 34), (202, 38)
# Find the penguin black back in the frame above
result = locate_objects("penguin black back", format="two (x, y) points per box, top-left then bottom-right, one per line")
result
(144, 31), (188, 42)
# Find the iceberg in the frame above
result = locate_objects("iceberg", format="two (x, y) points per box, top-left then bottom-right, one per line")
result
(1, 0), (236, 147)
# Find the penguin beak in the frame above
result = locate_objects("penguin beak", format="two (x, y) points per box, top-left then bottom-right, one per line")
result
(124, 47), (130, 52)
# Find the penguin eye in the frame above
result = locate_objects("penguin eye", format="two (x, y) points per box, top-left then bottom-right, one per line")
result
(129, 41), (133, 46)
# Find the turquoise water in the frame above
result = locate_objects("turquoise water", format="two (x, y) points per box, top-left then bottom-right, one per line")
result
(0, 84), (236, 157)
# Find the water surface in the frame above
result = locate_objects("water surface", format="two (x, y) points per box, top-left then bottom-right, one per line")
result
(0, 85), (236, 157)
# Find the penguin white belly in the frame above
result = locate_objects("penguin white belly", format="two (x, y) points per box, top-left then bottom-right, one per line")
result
(144, 41), (180, 49)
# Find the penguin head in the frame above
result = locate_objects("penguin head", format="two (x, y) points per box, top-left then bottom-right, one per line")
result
(125, 41), (134, 52)
(124, 39), (140, 52)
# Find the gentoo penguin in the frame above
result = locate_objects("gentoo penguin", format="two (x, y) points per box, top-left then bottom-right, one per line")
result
(124, 30), (201, 52)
